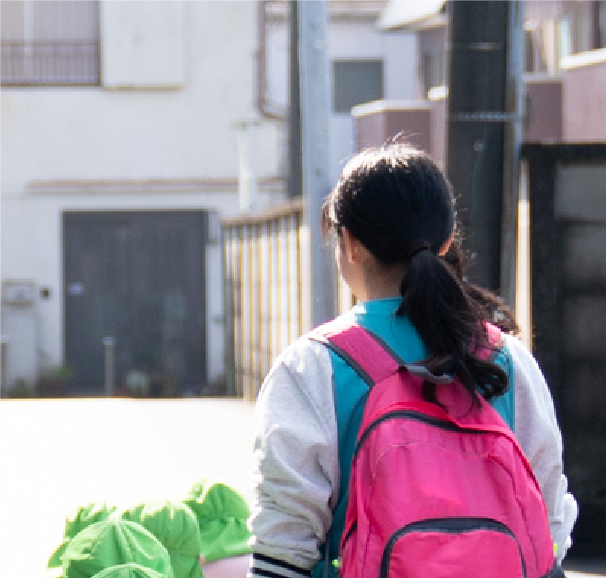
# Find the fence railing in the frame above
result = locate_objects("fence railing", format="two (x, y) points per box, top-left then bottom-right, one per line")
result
(223, 200), (306, 400)
(223, 199), (355, 400)
(1, 41), (99, 85)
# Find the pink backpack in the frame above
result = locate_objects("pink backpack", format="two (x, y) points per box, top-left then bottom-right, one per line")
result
(310, 319), (561, 578)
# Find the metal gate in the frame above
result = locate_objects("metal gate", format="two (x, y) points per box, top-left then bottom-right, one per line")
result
(63, 211), (208, 396)
(524, 143), (606, 560)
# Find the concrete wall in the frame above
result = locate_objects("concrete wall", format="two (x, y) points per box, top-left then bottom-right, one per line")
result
(562, 48), (606, 141)
(101, 1), (185, 88)
(351, 94), (448, 168)
(429, 89), (447, 169)
(352, 99), (432, 154)
(524, 76), (563, 142)
(0, 1), (284, 389)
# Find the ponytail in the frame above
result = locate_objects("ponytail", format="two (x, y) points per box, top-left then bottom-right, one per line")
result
(397, 248), (508, 404)
(443, 242), (520, 336)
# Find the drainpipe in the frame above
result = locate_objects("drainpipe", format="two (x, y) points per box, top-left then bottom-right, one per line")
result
(257, 0), (288, 121)
(0, 336), (8, 396)
(501, 1), (524, 309)
(258, 0), (302, 198)
(288, 0), (302, 197)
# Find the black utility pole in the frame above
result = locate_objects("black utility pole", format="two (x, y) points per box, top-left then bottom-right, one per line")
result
(447, 1), (521, 295)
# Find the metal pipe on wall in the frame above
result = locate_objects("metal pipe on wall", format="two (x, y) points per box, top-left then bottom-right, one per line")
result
(257, 1), (288, 122)
(501, 0), (525, 309)
(103, 336), (115, 397)
(0, 336), (8, 396)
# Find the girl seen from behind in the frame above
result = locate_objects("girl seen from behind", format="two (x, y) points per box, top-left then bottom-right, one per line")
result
(246, 144), (578, 578)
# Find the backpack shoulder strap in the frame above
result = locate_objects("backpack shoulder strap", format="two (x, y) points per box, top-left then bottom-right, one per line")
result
(307, 318), (399, 388)
(308, 317), (458, 386)
(308, 319), (505, 386)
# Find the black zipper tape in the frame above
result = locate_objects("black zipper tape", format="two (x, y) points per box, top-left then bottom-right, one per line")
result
(378, 517), (527, 578)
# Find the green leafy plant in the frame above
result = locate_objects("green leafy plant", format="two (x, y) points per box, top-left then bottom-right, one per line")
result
(37, 365), (72, 397)
(43, 365), (72, 380)
(7, 378), (35, 398)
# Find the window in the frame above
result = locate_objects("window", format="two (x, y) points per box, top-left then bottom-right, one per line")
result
(1, 0), (99, 86)
(524, 16), (570, 74)
(332, 60), (384, 114)
(524, 1), (606, 74)
(419, 27), (446, 97)
(561, 0), (606, 55)
(525, 22), (548, 73)
(423, 49), (445, 95)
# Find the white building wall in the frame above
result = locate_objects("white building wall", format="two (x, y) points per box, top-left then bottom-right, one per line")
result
(0, 0), (285, 389)
(265, 11), (416, 184)
(101, 1), (185, 88)
(0, 1), (415, 392)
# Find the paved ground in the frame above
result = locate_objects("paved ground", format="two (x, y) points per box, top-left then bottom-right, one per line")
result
(0, 398), (257, 578)
(568, 567), (606, 578)
(0, 398), (603, 578)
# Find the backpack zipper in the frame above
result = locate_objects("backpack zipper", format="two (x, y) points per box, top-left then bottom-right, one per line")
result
(354, 409), (498, 458)
(378, 517), (528, 578)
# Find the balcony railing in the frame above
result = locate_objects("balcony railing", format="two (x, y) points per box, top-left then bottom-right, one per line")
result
(1, 41), (99, 85)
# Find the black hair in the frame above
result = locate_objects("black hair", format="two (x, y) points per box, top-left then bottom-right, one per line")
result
(322, 144), (508, 405)
(443, 242), (520, 336)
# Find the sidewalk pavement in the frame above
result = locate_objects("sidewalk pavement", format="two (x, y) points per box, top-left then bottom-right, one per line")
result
(0, 397), (257, 578)
(0, 398), (603, 578)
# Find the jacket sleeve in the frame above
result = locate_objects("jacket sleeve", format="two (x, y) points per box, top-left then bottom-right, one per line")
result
(247, 338), (339, 578)
(505, 333), (578, 564)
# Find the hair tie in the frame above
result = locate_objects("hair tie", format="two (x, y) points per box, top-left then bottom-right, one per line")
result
(406, 241), (432, 261)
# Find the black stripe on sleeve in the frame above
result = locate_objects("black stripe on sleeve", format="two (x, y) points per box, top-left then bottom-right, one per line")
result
(250, 553), (311, 578)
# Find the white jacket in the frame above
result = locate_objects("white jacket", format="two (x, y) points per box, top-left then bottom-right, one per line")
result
(247, 305), (578, 578)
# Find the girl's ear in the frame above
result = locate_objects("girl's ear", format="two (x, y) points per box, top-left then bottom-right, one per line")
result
(341, 227), (361, 263)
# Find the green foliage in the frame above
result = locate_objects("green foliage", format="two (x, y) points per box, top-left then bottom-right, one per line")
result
(37, 365), (72, 397)
(42, 365), (72, 380)
(7, 378), (35, 398)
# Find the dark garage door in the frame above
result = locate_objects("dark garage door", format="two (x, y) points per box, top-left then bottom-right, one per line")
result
(64, 211), (208, 396)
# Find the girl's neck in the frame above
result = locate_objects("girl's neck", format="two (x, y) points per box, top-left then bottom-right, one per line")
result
(356, 270), (405, 302)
